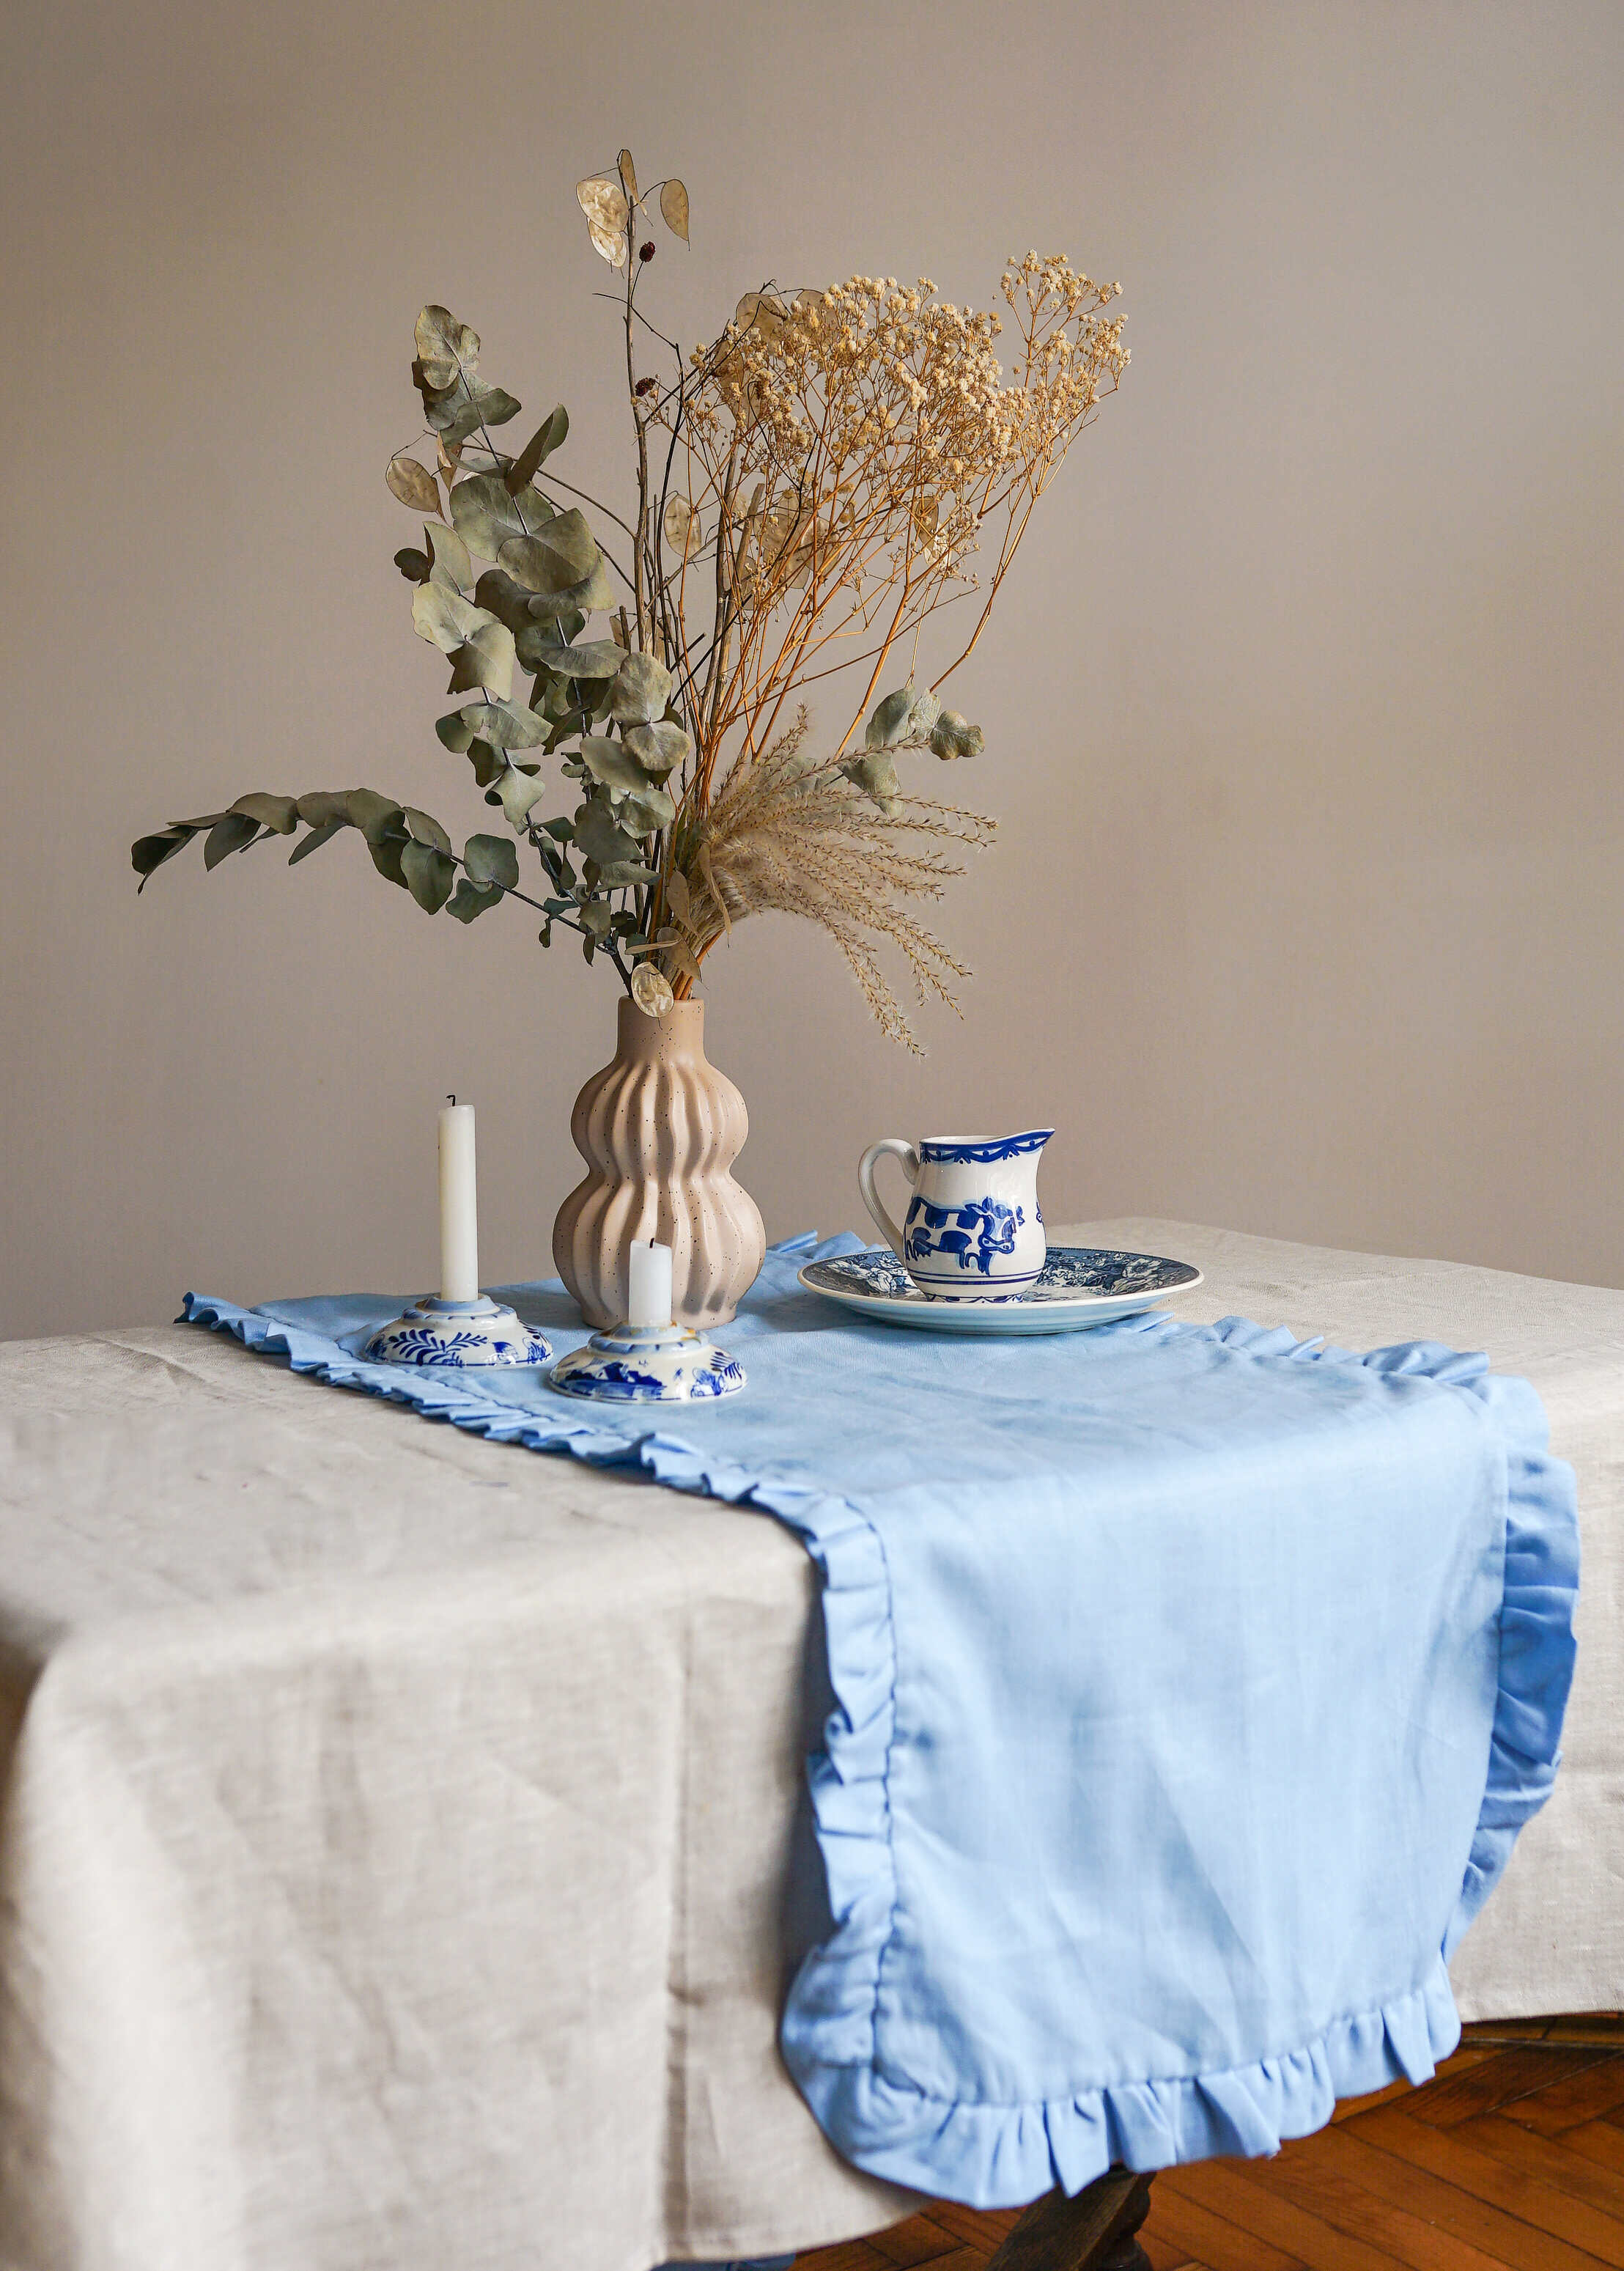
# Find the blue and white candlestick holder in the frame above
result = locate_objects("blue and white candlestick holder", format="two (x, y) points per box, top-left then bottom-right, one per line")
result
(363, 1295), (553, 1369)
(549, 1319), (745, 1402)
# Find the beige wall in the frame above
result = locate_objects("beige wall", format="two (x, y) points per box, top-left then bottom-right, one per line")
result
(1, 0), (1620, 1339)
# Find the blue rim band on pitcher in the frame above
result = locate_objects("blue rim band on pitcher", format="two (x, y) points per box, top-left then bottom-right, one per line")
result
(918, 1129), (1054, 1166)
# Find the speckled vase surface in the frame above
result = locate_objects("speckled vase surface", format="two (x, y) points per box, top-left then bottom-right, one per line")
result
(553, 997), (767, 1329)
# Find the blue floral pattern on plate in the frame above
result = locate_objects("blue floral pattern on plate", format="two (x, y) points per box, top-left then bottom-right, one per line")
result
(798, 1245), (1203, 1336)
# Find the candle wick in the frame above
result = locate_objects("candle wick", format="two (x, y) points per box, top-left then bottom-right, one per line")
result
(447, 1093), (457, 1105)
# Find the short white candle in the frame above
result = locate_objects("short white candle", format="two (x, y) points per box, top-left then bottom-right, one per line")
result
(627, 1238), (673, 1329)
(438, 1100), (479, 1305)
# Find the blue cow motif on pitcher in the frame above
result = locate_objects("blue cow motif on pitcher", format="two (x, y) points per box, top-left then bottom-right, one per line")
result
(904, 1193), (1025, 1277)
(860, 1129), (1052, 1300)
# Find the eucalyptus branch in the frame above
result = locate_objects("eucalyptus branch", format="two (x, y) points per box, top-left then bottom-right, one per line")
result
(136, 172), (1124, 1047)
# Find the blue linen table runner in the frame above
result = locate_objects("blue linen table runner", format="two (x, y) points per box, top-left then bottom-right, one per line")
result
(184, 1234), (1579, 2209)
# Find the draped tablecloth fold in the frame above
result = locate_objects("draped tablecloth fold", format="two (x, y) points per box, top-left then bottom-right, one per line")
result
(183, 1236), (1579, 2209)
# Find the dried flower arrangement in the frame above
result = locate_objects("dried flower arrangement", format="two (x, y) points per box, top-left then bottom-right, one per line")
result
(133, 151), (1126, 1051)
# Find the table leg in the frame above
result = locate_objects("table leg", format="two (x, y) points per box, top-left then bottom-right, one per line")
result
(983, 2170), (1155, 2271)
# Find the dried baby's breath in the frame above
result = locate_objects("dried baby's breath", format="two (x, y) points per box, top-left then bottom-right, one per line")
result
(642, 254), (1126, 1036)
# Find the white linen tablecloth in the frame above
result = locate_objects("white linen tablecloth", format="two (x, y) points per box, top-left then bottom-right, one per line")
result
(0, 1219), (1618, 2271)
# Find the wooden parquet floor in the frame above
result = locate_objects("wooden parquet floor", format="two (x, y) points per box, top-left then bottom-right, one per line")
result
(794, 2017), (1624, 2271)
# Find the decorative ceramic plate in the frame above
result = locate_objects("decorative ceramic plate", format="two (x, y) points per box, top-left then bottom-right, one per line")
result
(798, 1245), (1203, 1336)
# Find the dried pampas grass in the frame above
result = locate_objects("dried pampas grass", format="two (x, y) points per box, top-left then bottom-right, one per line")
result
(668, 713), (994, 1053)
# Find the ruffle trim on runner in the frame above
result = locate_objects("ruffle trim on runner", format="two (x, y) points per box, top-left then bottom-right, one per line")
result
(778, 1315), (1580, 2204)
(182, 1267), (1579, 2212)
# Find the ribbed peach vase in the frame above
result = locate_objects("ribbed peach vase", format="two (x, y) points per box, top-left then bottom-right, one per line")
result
(552, 998), (767, 1329)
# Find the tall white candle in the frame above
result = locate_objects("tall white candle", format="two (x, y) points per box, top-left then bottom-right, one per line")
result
(438, 1100), (479, 1304)
(627, 1238), (673, 1329)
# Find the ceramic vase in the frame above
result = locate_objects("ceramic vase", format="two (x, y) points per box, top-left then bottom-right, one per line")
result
(552, 997), (766, 1328)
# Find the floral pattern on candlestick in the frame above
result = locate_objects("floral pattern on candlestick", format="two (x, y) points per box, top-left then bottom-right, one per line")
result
(363, 1297), (554, 1369)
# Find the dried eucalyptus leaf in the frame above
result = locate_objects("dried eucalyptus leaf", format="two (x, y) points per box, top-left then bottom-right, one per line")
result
(415, 306), (479, 389)
(616, 149), (638, 205)
(496, 768), (550, 830)
(426, 521), (472, 594)
(449, 473), (553, 558)
(369, 833), (408, 888)
(865, 688), (913, 750)
(574, 798), (641, 868)
(446, 619), (517, 699)
(387, 454), (441, 515)
(905, 685), (942, 737)
(346, 789), (405, 842)
(619, 783), (676, 833)
(463, 832), (519, 890)
(229, 792), (298, 834)
(621, 720), (690, 776)
(579, 898), (615, 938)
(523, 637), (624, 681)
(497, 504), (599, 597)
(498, 537), (559, 597)
(429, 380), (521, 449)
(131, 828), (194, 886)
(536, 680), (586, 729)
(929, 708), (984, 760)
(515, 621), (561, 679)
(401, 839), (454, 913)
(402, 806), (452, 854)
(395, 545), (431, 583)
(579, 736), (652, 795)
(458, 699), (548, 750)
(412, 581), (490, 655)
(506, 403), (569, 493)
(562, 556), (616, 614)
(659, 179), (690, 242)
(435, 710), (476, 754)
(203, 812), (261, 868)
(447, 877), (501, 922)
(473, 568), (539, 634)
(287, 818), (344, 864)
(466, 737), (504, 789)
(608, 651), (673, 726)
(295, 791), (351, 828)
(840, 749), (901, 814)
(576, 177), (629, 267)
(594, 860), (660, 888)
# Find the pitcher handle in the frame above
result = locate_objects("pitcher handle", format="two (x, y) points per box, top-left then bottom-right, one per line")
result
(858, 1138), (921, 1259)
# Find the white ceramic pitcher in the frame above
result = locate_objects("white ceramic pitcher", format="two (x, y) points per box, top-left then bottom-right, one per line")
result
(858, 1130), (1052, 1300)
